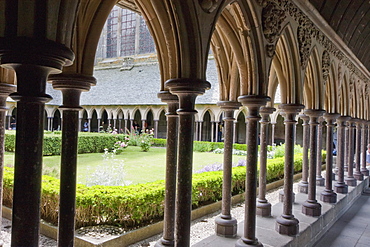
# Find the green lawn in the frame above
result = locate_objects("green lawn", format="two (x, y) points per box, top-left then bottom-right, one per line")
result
(4, 147), (244, 185)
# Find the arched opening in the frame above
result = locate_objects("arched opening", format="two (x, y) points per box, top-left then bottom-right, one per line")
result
(91, 110), (98, 132)
(101, 110), (108, 132)
(53, 109), (61, 131)
(158, 110), (167, 139)
(236, 112), (246, 144)
(202, 111), (212, 142)
(133, 110), (142, 134)
(146, 110), (153, 132)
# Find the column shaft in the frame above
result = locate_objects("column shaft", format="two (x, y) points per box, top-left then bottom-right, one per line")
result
(298, 115), (309, 193)
(334, 116), (349, 194)
(354, 120), (364, 180)
(156, 92), (178, 247)
(302, 109), (324, 217)
(345, 119), (356, 186)
(361, 122), (369, 176)
(215, 101), (240, 237)
(320, 113), (339, 203)
(236, 96), (268, 247)
(316, 117), (325, 186)
(257, 107), (275, 217)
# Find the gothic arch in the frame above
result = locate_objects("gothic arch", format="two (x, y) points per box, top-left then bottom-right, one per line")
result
(303, 47), (322, 109)
(324, 61), (339, 113)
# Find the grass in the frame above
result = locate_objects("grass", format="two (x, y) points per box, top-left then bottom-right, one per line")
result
(4, 147), (244, 185)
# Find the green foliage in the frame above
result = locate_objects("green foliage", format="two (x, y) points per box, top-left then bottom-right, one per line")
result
(137, 133), (154, 152)
(152, 138), (166, 147)
(1, 152), (312, 229)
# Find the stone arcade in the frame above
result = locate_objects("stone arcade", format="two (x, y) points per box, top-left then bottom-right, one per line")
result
(0, 0), (370, 246)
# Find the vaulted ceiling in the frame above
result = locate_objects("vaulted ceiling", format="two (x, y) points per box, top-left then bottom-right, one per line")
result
(309, 0), (370, 72)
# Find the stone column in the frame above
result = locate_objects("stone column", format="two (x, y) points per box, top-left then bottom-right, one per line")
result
(88, 118), (92, 132)
(316, 116), (325, 186)
(195, 120), (199, 141)
(97, 118), (101, 132)
(354, 120), (364, 181)
(233, 121), (237, 144)
(215, 101), (240, 237)
(78, 117), (82, 132)
(142, 119), (146, 132)
(50, 74), (94, 247)
(0, 84), (15, 247)
(236, 96), (269, 247)
(257, 107), (275, 217)
(361, 121), (369, 176)
(271, 122), (276, 145)
(211, 121), (215, 142)
(155, 92), (179, 247)
(298, 114), (310, 193)
(334, 116), (350, 194)
(320, 113), (339, 203)
(345, 119), (357, 186)
(344, 123), (349, 172)
(199, 121), (203, 141)
(154, 119), (159, 138)
(275, 104), (304, 235)
(302, 109), (325, 217)
(166, 78), (210, 247)
(215, 121), (220, 142)
(3, 42), (74, 246)
(124, 119), (128, 133)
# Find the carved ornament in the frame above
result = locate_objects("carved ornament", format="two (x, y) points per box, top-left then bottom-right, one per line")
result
(199, 0), (220, 13)
(262, 1), (286, 43)
(297, 17), (312, 68)
(322, 50), (330, 83)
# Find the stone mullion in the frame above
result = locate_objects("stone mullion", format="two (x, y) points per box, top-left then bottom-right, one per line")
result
(257, 107), (275, 217)
(320, 113), (339, 203)
(215, 101), (240, 237)
(275, 104), (303, 236)
(298, 114), (310, 193)
(334, 116), (350, 194)
(302, 109), (325, 217)
(354, 120), (364, 180)
(156, 92), (179, 247)
(361, 122), (369, 176)
(166, 79), (210, 247)
(236, 96), (268, 247)
(211, 121), (215, 142)
(345, 119), (357, 186)
(316, 116), (325, 186)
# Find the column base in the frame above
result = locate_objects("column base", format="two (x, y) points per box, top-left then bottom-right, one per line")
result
(316, 177), (325, 186)
(275, 214), (299, 236)
(215, 215), (237, 238)
(279, 190), (295, 202)
(320, 189), (337, 203)
(155, 238), (174, 247)
(235, 237), (263, 247)
(256, 200), (271, 217)
(334, 182), (348, 194)
(302, 200), (321, 216)
(361, 168), (369, 176)
(298, 181), (308, 194)
(353, 172), (364, 181)
(345, 177), (357, 186)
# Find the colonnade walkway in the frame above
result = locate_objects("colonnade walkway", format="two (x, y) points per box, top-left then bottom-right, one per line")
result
(194, 176), (370, 247)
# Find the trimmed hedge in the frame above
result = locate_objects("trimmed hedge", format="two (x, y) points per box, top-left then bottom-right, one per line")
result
(2, 153), (305, 229)
(4, 132), (247, 155)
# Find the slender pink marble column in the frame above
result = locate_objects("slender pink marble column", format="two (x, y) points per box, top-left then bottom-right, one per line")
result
(334, 116), (350, 194)
(215, 101), (241, 237)
(354, 119), (364, 181)
(316, 116), (325, 186)
(320, 113), (339, 203)
(361, 121), (369, 176)
(257, 107), (275, 217)
(166, 78), (210, 247)
(302, 109), (325, 217)
(345, 118), (357, 186)
(156, 91), (178, 247)
(275, 104), (304, 236)
(298, 114), (310, 193)
(236, 95), (269, 247)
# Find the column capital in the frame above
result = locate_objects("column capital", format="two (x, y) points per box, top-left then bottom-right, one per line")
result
(260, 107), (275, 123)
(279, 104), (304, 113)
(238, 95), (270, 108)
(217, 101), (241, 110)
(157, 90), (179, 103)
(323, 112), (340, 121)
(165, 78), (211, 95)
(337, 115), (351, 125)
